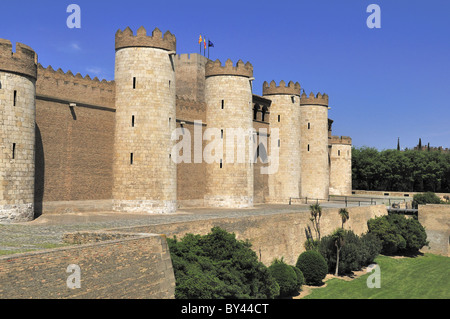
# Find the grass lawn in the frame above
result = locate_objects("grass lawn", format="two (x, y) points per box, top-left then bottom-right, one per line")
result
(303, 254), (450, 299)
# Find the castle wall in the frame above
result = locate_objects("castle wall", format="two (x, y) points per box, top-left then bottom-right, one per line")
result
(0, 232), (175, 299)
(174, 54), (207, 103)
(113, 44), (177, 213)
(34, 66), (115, 209)
(204, 71), (254, 208)
(418, 204), (450, 257)
(115, 205), (388, 266)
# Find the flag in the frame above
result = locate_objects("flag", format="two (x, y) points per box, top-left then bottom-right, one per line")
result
(204, 38), (207, 50)
(199, 35), (202, 44)
(208, 40), (214, 48)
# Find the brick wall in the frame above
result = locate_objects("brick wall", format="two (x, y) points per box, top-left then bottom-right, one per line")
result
(35, 68), (116, 210)
(0, 232), (175, 299)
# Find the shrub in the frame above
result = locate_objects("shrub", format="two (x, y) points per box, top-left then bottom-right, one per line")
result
(318, 230), (382, 276)
(291, 266), (304, 290)
(268, 259), (301, 297)
(167, 227), (280, 299)
(295, 250), (328, 286)
(367, 214), (428, 255)
(412, 192), (442, 208)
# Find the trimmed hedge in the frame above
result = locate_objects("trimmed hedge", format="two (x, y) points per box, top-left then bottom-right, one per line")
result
(295, 250), (328, 286)
(268, 260), (302, 297)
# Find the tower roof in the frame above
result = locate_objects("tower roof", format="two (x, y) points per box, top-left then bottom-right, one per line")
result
(300, 92), (329, 106)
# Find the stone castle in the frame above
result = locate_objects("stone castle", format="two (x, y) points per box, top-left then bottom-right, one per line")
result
(0, 26), (352, 223)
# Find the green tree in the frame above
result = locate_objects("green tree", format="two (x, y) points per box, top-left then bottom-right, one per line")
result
(167, 227), (280, 299)
(309, 204), (322, 241)
(331, 228), (345, 276)
(338, 208), (349, 229)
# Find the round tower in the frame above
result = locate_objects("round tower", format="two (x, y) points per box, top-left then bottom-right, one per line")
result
(113, 27), (177, 213)
(204, 59), (254, 208)
(329, 136), (352, 196)
(300, 92), (330, 201)
(263, 80), (302, 203)
(0, 40), (37, 223)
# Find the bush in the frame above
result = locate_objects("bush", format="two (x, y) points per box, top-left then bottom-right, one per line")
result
(412, 192), (442, 208)
(291, 266), (304, 290)
(317, 230), (382, 276)
(295, 250), (328, 286)
(367, 214), (428, 255)
(167, 227), (280, 299)
(268, 259), (301, 297)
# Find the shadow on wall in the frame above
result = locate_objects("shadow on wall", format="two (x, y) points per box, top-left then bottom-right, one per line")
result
(34, 123), (44, 218)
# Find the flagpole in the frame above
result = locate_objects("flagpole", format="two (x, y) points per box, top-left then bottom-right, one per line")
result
(208, 38), (210, 60)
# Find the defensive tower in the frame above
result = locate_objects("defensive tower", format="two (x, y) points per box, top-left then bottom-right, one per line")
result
(263, 80), (302, 203)
(113, 27), (177, 213)
(329, 136), (352, 196)
(300, 92), (330, 200)
(204, 59), (254, 208)
(0, 40), (37, 222)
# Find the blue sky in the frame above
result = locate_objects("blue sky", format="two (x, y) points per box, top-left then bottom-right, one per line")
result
(1, 0), (449, 150)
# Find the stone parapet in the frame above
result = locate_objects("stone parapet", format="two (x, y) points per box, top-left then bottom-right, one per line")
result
(115, 26), (176, 52)
(0, 39), (37, 79)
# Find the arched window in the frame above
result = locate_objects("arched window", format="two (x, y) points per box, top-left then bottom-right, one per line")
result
(253, 104), (260, 121)
(261, 106), (268, 122)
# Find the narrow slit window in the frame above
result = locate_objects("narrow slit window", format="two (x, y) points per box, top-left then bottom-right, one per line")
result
(221, 100), (224, 110)
(221, 129), (224, 139)
(13, 90), (17, 106)
(12, 143), (16, 159)
(308, 123), (311, 130)
(169, 81), (171, 88)
(338, 150), (341, 156)
(130, 153), (134, 165)
(307, 144), (310, 152)
(133, 77), (136, 89)
(278, 115), (281, 123)
(278, 139), (280, 148)
(132, 116), (135, 127)
(0, 81), (2, 89)
(220, 159), (223, 169)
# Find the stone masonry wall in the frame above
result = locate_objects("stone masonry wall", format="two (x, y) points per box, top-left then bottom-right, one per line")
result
(329, 143), (352, 196)
(300, 104), (330, 200)
(0, 72), (35, 222)
(113, 47), (177, 213)
(204, 75), (254, 208)
(418, 204), (450, 256)
(0, 232), (175, 299)
(115, 205), (388, 266)
(265, 94), (301, 203)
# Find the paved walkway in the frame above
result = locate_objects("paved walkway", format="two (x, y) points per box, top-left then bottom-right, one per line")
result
(0, 204), (317, 254)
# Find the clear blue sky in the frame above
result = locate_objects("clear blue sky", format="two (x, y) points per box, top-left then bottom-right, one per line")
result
(1, 0), (449, 150)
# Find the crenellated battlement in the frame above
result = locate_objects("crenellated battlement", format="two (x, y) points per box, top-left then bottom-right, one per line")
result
(205, 59), (253, 78)
(37, 63), (114, 89)
(0, 39), (37, 79)
(36, 64), (115, 109)
(262, 80), (301, 96)
(301, 92), (329, 106)
(115, 26), (176, 52)
(329, 136), (352, 145)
